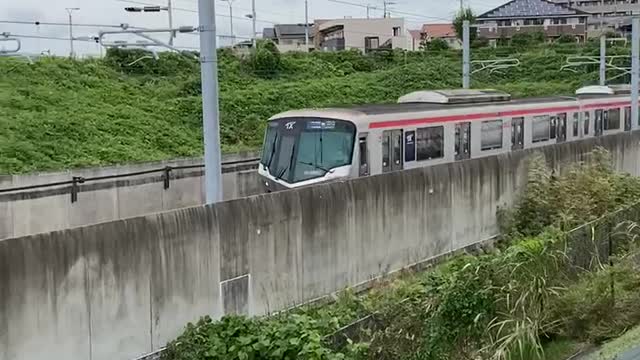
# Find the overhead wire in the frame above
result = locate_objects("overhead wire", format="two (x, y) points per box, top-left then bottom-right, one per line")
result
(0, 20), (144, 29)
(116, 0), (280, 24)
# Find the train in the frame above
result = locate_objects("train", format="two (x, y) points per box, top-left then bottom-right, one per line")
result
(258, 85), (635, 192)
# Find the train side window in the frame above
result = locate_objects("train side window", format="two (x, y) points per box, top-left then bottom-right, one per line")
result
(605, 108), (620, 130)
(595, 109), (604, 135)
(481, 119), (503, 151)
(584, 112), (590, 135)
(358, 135), (369, 176)
(625, 107), (632, 131)
(572, 113), (579, 137)
(532, 115), (551, 143)
(550, 115), (557, 139)
(416, 126), (444, 160)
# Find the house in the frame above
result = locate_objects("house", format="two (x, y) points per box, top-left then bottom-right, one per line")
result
(408, 29), (422, 50)
(314, 18), (412, 52)
(262, 24), (313, 52)
(476, 0), (590, 42)
(550, 0), (640, 36)
(421, 23), (461, 49)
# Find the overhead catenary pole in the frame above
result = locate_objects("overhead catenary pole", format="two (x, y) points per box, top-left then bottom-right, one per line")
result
(366, 4), (370, 18)
(460, 0), (464, 12)
(65, 8), (79, 58)
(632, 16), (639, 130)
(168, 0), (174, 45)
(462, 20), (470, 89)
(600, 34), (606, 86)
(304, 0), (309, 49)
(251, 0), (256, 47)
(198, 0), (223, 203)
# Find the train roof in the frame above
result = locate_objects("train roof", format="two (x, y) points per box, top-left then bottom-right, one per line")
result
(269, 86), (631, 122)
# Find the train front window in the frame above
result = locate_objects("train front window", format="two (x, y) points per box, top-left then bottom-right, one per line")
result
(261, 118), (355, 183)
(294, 120), (355, 182)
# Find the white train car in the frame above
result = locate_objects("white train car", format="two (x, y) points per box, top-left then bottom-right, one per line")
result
(258, 86), (634, 192)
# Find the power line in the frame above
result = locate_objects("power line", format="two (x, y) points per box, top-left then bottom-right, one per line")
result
(326, 0), (450, 21)
(116, 0), (279, 24)
(0, 20), (143, 29)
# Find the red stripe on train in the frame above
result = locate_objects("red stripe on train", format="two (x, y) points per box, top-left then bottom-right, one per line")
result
(368, 101), (631, 129)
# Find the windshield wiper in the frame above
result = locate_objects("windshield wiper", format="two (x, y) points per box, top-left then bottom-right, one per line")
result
(264, 133), (278, 170)
(298, 161), (331, 174)
(275, 143), (296, 181)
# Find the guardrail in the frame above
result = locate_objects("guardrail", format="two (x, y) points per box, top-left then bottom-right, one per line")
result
(0, 158), (260, 203)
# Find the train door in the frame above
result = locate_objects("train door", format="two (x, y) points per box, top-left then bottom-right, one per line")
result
(511, 117), (524, 150)
(625, 107), (632, 131)
(358, 134), (369, 177)
(595, 109), (604, 136)
(556, 113), (567, 143)
(455, 122), (471, 160)
(382, 129), (403, 173)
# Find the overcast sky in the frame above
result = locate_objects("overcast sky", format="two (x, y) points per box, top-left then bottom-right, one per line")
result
(0, 0), (505, 56)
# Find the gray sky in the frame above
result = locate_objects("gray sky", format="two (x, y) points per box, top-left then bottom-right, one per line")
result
(0, 0), (504, 56)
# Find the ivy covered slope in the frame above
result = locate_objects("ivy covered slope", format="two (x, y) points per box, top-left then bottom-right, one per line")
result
(0, 41), (613, 174)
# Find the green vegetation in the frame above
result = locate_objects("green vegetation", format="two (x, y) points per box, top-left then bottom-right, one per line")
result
(163, 149), (640, 360)
(0, 41), (628, 173)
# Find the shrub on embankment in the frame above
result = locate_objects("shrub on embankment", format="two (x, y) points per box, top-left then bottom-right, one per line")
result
(162, 149), (640, 360)
(0, 43), (622, 173)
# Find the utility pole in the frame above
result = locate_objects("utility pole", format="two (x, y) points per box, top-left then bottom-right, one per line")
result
(460, 0), (464, 12)
(65, 7), (80, 58)
(632, 16), (639, 130)
(198, 0), (223, 203)
(251, 0), (256, 47)
(600, 34), (606, 86)
(304, 0), (309, 50)
(220, 0), (235, 45)
(366, 4), (370, 18)
(462, 20), (470, 89)
(383, 1), (394, 18)
(168, 0), (174, 45)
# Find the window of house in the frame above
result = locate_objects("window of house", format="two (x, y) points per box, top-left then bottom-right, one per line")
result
(532, 115), (551, 142)
(365, 36), (379, 49)
(605, 108), (621, 130)
(481, 120), (503, 150)
(416, 126), (444, 160)
(579, 17), (586, 24)
(393, 27), (401, 36)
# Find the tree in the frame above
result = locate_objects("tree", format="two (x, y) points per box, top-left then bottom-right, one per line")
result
(427, 38), (450, 52)
(453, 7), (477, 43)
(248, 39), (281, 78)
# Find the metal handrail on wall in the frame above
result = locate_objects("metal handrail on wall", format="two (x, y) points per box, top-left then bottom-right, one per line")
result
(0, 158), (260, 203)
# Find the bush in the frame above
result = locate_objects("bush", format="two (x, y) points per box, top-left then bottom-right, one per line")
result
(556, 34), (577, 44)
(427, 38), (450, 52)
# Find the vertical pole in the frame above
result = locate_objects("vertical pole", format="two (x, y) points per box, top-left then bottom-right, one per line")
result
(198, 0), (223, 203)
(229, 2), (234, 45)
(251, 0), (256, 47)
(304, 0), (309, 50)
(168, 0), (174, 45)
(383, 1), (387, 18)
(632, 17), (639, 130)
(460, 0), (464, 12)
(366, 4), (370, 19)
(67, 11), (74, 58)
(463, 20), (470, 89)
(600, 34), (606, 86)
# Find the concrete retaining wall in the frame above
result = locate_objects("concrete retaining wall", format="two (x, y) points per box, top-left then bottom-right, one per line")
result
(0, 153), (262, 240)
(2, 132), (640, 360)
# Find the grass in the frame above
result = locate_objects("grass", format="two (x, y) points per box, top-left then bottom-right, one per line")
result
(0, 44), (614, 174)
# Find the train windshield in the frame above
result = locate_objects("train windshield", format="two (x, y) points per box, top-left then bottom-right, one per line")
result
(260, 118), (356, 183)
